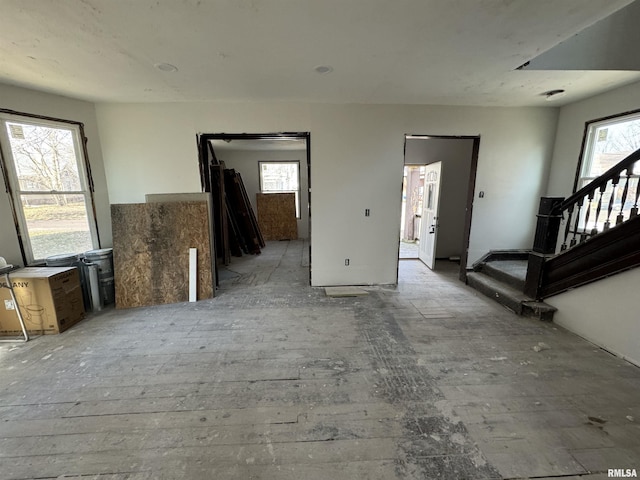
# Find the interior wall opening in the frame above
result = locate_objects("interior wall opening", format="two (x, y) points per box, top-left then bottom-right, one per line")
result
(198, 133), (311, 292)
(399, 164), (426, 260)
(398, 135), (479, 282)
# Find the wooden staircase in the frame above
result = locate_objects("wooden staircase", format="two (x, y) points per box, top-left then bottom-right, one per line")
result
(467, 147), (640, 316)
(466, 252), (557, 321)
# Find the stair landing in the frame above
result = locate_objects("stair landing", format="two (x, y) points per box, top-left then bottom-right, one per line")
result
(468, 253), (556, 321)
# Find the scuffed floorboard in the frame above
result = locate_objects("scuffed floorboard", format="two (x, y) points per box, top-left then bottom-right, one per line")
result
(0, 241), (638, 479)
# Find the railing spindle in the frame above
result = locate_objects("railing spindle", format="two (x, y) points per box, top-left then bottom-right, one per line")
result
(582, 191), (595, 242)
(632, 174), (640, 218)
(528, 148), (640, 300)
(604, 175), (619, 231)
(570, 198), (582, 248)
(591, 184), (607, 235)
(560, 205), (574, 251)
(617, 169), (631, 225)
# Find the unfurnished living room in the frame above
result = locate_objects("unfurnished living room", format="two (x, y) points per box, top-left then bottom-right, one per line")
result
(1, 1), (640, 479)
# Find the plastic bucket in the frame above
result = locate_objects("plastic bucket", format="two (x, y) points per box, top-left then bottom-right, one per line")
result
(45, 253), (79, 267)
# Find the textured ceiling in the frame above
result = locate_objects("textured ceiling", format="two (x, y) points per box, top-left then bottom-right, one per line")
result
(0, 0), (638, 106)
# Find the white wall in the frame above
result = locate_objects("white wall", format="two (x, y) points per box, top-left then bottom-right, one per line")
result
(96, 102), (558, 286)
(217, 148), (309, 239)
(404, 138), (474, 259)
(546, 268), (640, 367)
(0, 83), (111, 266)
(545, 79), (640, 366)
(546, 80), (640, 197)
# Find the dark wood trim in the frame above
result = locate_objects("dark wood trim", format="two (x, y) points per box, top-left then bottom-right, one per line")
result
(79, 125), (101, 248)
(0, 109), (99, 263)
(397, 134), (480, 283)
(0, 108), (85, 128)
(199, 132), (309, 142)
(559, 148), (640, 214)
(196, 132), (312, 283)
(540, 214), (640, 297)
(459, 137), (481, 282)
(0, 143), (27, 266)
(305, 132), (312, 286)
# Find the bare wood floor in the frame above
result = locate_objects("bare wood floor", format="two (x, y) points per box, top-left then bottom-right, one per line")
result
(0, 240), (638, 479)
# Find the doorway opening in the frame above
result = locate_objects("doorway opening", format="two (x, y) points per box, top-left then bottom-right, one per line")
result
(197, 132), (311, 290)
(399, 165), (425, 260)
(398, 135), (480, 282)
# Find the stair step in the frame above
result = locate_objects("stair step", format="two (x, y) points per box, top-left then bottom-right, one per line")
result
(480, 259), (527, 290)
(522, 300), (557, 322)
(467, 271), (529, 315)
(466, 271), (557, 321)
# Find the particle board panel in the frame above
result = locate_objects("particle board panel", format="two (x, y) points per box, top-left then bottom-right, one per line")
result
(256, 193), (298, 240)
(111, 202), (214, 309)
(111, 203), (153, 309)
(145, 192), (216, 289)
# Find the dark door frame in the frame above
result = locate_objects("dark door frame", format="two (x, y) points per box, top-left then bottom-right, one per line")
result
(397, 134), (480, 283)
(197, 132), (312, 285)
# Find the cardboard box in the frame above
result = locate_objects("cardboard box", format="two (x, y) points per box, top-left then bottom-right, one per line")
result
(0, 267), (85, 335)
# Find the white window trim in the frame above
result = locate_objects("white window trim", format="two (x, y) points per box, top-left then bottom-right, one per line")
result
(0, 111), (99, 264)
(578, 110), (640, 190)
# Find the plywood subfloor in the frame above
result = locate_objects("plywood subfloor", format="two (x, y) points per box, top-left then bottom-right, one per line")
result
(1, 244), (639, 479)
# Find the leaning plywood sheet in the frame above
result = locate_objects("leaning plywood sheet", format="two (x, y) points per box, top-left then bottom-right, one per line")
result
(145, 193), (216, 290)
(111, 204), (153, 308)
(111, 201), (214, 309)
(256, 193), (298, 241)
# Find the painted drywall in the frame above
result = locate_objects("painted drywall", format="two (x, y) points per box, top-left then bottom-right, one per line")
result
(544, 79), (640, 366)
(0, 83), (111, 266)
(404, 138), (474, 259)
(546, 268), (640, 367)
(216, 148), (309, 239)
(95, 102), (558, 286)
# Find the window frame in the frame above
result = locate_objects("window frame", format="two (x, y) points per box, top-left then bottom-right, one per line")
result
(0, 110), (99, 264)
(258, 160), (301, 219)
(574, 107), (640, 192)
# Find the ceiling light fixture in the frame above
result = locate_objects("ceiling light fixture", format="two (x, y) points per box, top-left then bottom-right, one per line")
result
(544, 89), (566, 101)
(314, 65), (333, 74)
(154, 63), (178, 72)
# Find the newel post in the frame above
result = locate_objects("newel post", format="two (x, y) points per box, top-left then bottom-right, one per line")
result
(524, 197), (564, 299)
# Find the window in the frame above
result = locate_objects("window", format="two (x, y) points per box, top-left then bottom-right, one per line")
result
(577, 111), (640, 231)
(0, 113), (98, 263)
(259, 161), (301, 218)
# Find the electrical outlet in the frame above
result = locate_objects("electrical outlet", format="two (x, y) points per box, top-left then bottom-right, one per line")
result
(345, 259), (350, 266)
(365, 208), (370, 217)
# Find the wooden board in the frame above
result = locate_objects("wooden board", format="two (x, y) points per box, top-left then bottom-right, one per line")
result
(256, 193), (298, 241)
(111, 201), (214, 309)
(145, 193), (216, 290)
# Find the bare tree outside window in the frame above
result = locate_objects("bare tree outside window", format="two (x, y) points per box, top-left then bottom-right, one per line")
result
(578, 113), (640, 232)
(1, 117), (97, 262)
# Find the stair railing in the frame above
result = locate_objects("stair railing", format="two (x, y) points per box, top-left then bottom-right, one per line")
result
(525, 147), (640, 298)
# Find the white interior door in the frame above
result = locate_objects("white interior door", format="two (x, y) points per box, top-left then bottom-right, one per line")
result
(418, 162), (442, 269)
